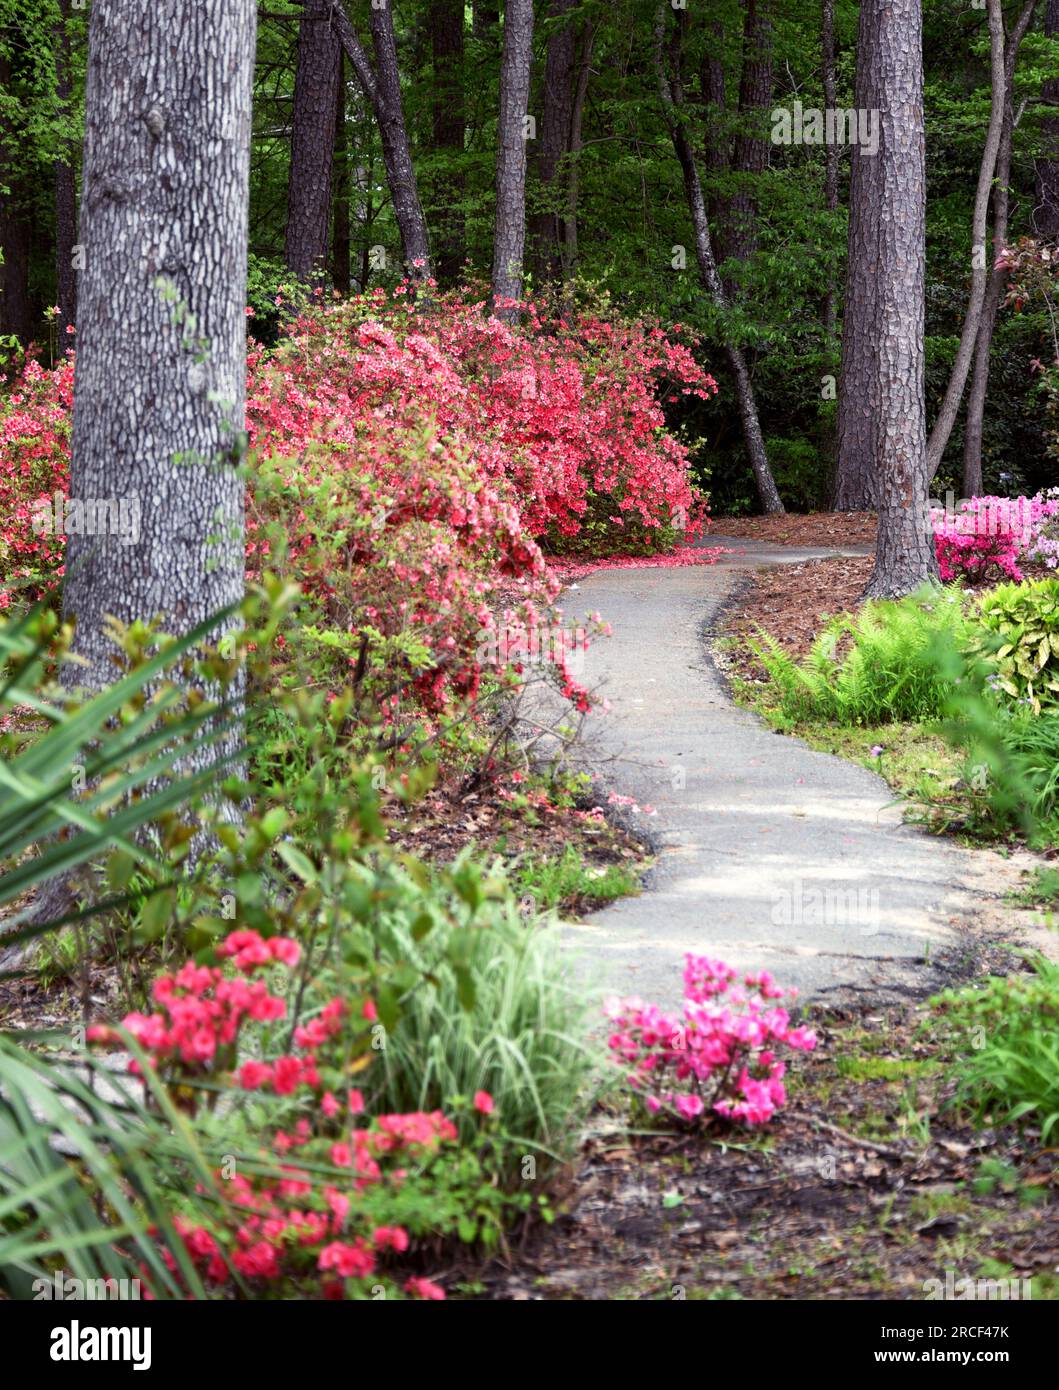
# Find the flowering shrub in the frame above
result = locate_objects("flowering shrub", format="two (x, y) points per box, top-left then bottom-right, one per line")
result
(604, 954), (817, 1126)
(0, 288), (713, 716)
(0, 355), (73, 607)
(931, 492), (1059, 584)
(88, 928), (517, 1300)
(247, 289), (715, 545)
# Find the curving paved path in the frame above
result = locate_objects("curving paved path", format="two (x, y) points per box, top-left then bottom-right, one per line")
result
(558, 535), (988, 1010)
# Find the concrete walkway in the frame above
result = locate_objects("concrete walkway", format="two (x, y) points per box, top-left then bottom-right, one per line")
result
(559, 534), (983, 1010)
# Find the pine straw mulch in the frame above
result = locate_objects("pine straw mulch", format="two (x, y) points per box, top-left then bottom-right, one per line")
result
(385, 778), (649, 885)
(474, 950), (1059, 1301)
(711, 511), (878, 548)
(718, 555), (874, 682)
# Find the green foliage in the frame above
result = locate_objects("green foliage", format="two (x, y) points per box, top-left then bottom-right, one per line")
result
(970, 578), (1059, 713)
(513, 845), (641, 914)
(752, 587), (971, 725)
(932, 953), (1059, 1142)
(354, 858), (598, 1182)
(0, 1034), (226, 1300)
(0, 596), (265, 1298)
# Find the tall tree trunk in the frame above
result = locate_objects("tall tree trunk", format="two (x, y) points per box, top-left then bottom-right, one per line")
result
(821, 0), (839, 341)
(64, 0), (256, 697)
(333, 1), (432, 278)
(720, 0), (773, 278)
(925, 0), (1006, 478)
(333, 54), (352, 293)
(529, 0), (575, 287)
(834, 0), (884, 509)
(561, 20), (593, 284)
(1033, 0), (1059, 240)
(655, 4), (784, 515)
(491, 0), (534, 317)
(963, 1), (1038, 495)
(429, 0), (466, 285)
(285, 0), (341, 282)
(861, 0), (935, 599)
(54, 0), (78, 345)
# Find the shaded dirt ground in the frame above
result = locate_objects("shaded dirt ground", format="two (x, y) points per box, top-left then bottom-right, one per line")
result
(719, 555), (873, 678)
(712, 511), (878, 549)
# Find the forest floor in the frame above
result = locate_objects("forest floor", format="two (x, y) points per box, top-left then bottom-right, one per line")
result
(710, 510), (878, 549)
(473, 525), (1059, 1301)
(480, 970), (1058, 1301)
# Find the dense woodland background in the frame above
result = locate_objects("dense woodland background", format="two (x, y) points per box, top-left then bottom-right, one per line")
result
(2, 0), (1057, 517)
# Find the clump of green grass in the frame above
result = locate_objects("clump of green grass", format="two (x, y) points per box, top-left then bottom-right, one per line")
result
(513, 845), (642, 914)
(932, 954), (1059, 1141)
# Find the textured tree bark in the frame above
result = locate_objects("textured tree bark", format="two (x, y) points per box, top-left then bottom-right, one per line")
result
(1033, 0), (1059, 240)
(285, 0), (342, 283)
(821, 0), (839, 341)
(861, 0), (936, 599)
(491, 0), (535, 317)
(64, 0), (256, 697)
(963, 1), (1037, 495)
(655, 5), (784, 515)
(925, 0), (1006, 479)
(332, 1), (432, 278)
(332, 55), (352, 293)
(561, 21), (594, 285)
(529, 0), (575, 287)
(720, 0), (773, 279)
(834, 0), (883, 510)
(429, 0), (466, 285)
(54, 0), (78, 345)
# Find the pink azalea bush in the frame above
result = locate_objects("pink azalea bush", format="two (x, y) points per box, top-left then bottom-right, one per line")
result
(0, 288), (714, 718)
(604, 954), (817, 1126)
(88, 928), (505, 1301)
(932, 490), (1059, 583)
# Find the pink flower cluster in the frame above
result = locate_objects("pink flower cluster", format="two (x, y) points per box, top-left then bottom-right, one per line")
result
(88, 928), (484, 1300)
(932, 491), (1059, 583)
(604, 954), (817, 1126)
(87, 932), (300, 1076)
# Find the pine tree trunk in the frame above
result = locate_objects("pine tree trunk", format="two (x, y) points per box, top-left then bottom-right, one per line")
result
(333, 54), (352, 294)
(1033, 0), (1059, 241)
(64, 0), (256, 696)
(491, 0), (534, 317)
(655, 4), (783, 515)
(861, 0), (936, 600)
(963, 1), (1037, 495)
(333, 2), (432, 278)
(529, 0), (575, 287)
(561, 21), (593, 284)
(821, 0), (839, 341)
(834, 0), (883, 510)
(285, 0), (341, 283)
(0, 52), (34, 344)
(429, 0), (466, 285)
(54, 0), (78, 345)
(925, 0), (1006, 478)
